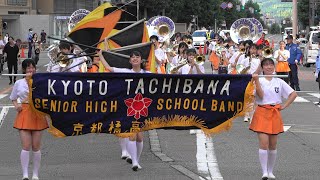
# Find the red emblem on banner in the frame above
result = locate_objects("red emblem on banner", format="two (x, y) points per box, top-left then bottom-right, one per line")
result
(124, 93), (153, 120)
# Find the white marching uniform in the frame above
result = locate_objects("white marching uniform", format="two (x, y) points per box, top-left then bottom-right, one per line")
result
(47, 55), (85, 72)
(155, 48), (167, 73)
(178, 64), (205, 74)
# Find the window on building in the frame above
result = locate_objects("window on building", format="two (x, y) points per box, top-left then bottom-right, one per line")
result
(8, 11), (27, 14)
(54, 0), (98, 14)
(7, 0), (28, 6)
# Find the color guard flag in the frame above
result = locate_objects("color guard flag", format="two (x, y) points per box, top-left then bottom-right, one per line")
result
(29, 73), (254, 137)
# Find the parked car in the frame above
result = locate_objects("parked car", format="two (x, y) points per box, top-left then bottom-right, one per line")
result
(192, 30), (209, 48)
(303, 31), (320, 67)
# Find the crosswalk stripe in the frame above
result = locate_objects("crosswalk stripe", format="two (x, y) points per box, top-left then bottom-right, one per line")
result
(294, 96), (309, 102)
(308, 93), (320, 98)
(0, 107), (10, 128)
(0, 94), (8, 100)
(283, 126), (291, 132)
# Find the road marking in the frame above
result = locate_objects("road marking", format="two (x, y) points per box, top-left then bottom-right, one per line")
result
(296, 91), (319, 93)
(289, 131), (320, 134)
(0, 105), (14, 108)
(283, 126), (291, 132)
(0, 86), (13, 94)
(0, 107), (10, 128)
(170, 165), (207, 180)
(293, 96), (309, 102)
(0, 94), (8, 100)
(308, 93), (320, 98)
(196, 131), (223, 180)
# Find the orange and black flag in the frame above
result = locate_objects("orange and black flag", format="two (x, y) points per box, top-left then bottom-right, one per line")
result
(102, 42), (156, 72)
(67, 3), (123, 53)
(106, 19), (149, 49)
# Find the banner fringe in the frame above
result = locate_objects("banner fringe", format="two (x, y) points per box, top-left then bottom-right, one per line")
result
(27, 77), (67, 137)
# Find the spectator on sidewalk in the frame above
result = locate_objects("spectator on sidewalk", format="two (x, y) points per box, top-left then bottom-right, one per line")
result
(3, 36), (20, 85)
(4, 33), (9, 45)
(286, 35), (302, 91)
(0, 34), (5, 73)
(27, 28), (33, 58)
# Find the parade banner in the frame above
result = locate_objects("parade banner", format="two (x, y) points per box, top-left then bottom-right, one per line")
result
(29, 73), (254, 137)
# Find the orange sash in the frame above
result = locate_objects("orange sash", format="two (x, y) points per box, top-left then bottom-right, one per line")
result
(250, 104), (284, 135)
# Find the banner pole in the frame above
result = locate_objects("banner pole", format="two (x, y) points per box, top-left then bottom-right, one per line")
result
(257, 75), (288, 78)
(0, 74), (25, 76)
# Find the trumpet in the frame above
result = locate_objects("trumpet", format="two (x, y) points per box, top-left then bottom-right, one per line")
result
(262, 47), (273, 58)
(239, 48), (246, 53)
(195, 54), (205, 65)
(184, 38), (193, 45)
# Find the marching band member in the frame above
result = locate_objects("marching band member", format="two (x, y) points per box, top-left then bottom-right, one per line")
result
(209, 38), (225, 74)
(177, 48), (205, 75)
(217, 47), (230, 74)
(86, 54), (100, 73)
(47, 42), (84, 73)
(176, 48), (204, 134)
(228, 41), (246, 74)
(274, 41), (290, 83)
(150, 35), (167, 74)
(10, 59), (48, 180)
(250, 58), (297, 180)
(238, 44), (261, 122)
(99, 50), (148, 171)
(171, 42), (188, 66)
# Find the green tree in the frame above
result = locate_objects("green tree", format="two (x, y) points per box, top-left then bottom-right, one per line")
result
(221, 0), (246, 28)
(270, 23), (281, 34)
(297, 0), (309, 28)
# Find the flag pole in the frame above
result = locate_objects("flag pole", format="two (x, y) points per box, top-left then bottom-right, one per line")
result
(111, 42), (153, 52)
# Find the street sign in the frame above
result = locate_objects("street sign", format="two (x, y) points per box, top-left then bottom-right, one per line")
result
(227, 2), (233, 9)
(220, 2), (227, 9)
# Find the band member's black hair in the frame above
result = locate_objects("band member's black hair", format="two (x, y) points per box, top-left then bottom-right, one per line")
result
(186, 48), (196, 55)
(245, 40), (253, 46)
(245, 44), (258, 58)
(178, 42), (188, 54)
(22, 58), (36, 73)
(59, 42), (71, 50)
(150, 35), (159, 42)
(130, 51), (142, 57)
(261, 58), (274, 67)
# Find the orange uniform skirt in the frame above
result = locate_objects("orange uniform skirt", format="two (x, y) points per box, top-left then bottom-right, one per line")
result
(276, 61), (290, 72)
(13, 104), (48, 131)
(249, 104), (284, 135)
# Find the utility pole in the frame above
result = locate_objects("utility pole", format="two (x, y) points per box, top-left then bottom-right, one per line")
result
(292, 0), (298, 40)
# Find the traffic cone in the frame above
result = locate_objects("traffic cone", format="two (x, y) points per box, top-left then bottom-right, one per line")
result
(20, 47), (25, 58)
(199, 45), (203, 55)
(204, 43), (207, 55)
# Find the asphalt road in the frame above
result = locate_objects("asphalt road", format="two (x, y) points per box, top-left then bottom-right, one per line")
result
(0, 43), (319, 180)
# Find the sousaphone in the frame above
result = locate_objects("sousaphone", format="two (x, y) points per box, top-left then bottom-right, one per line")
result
(68, 9), (91, 32)
(230, 18), (255, 44)
(147, 16), (175, 42)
